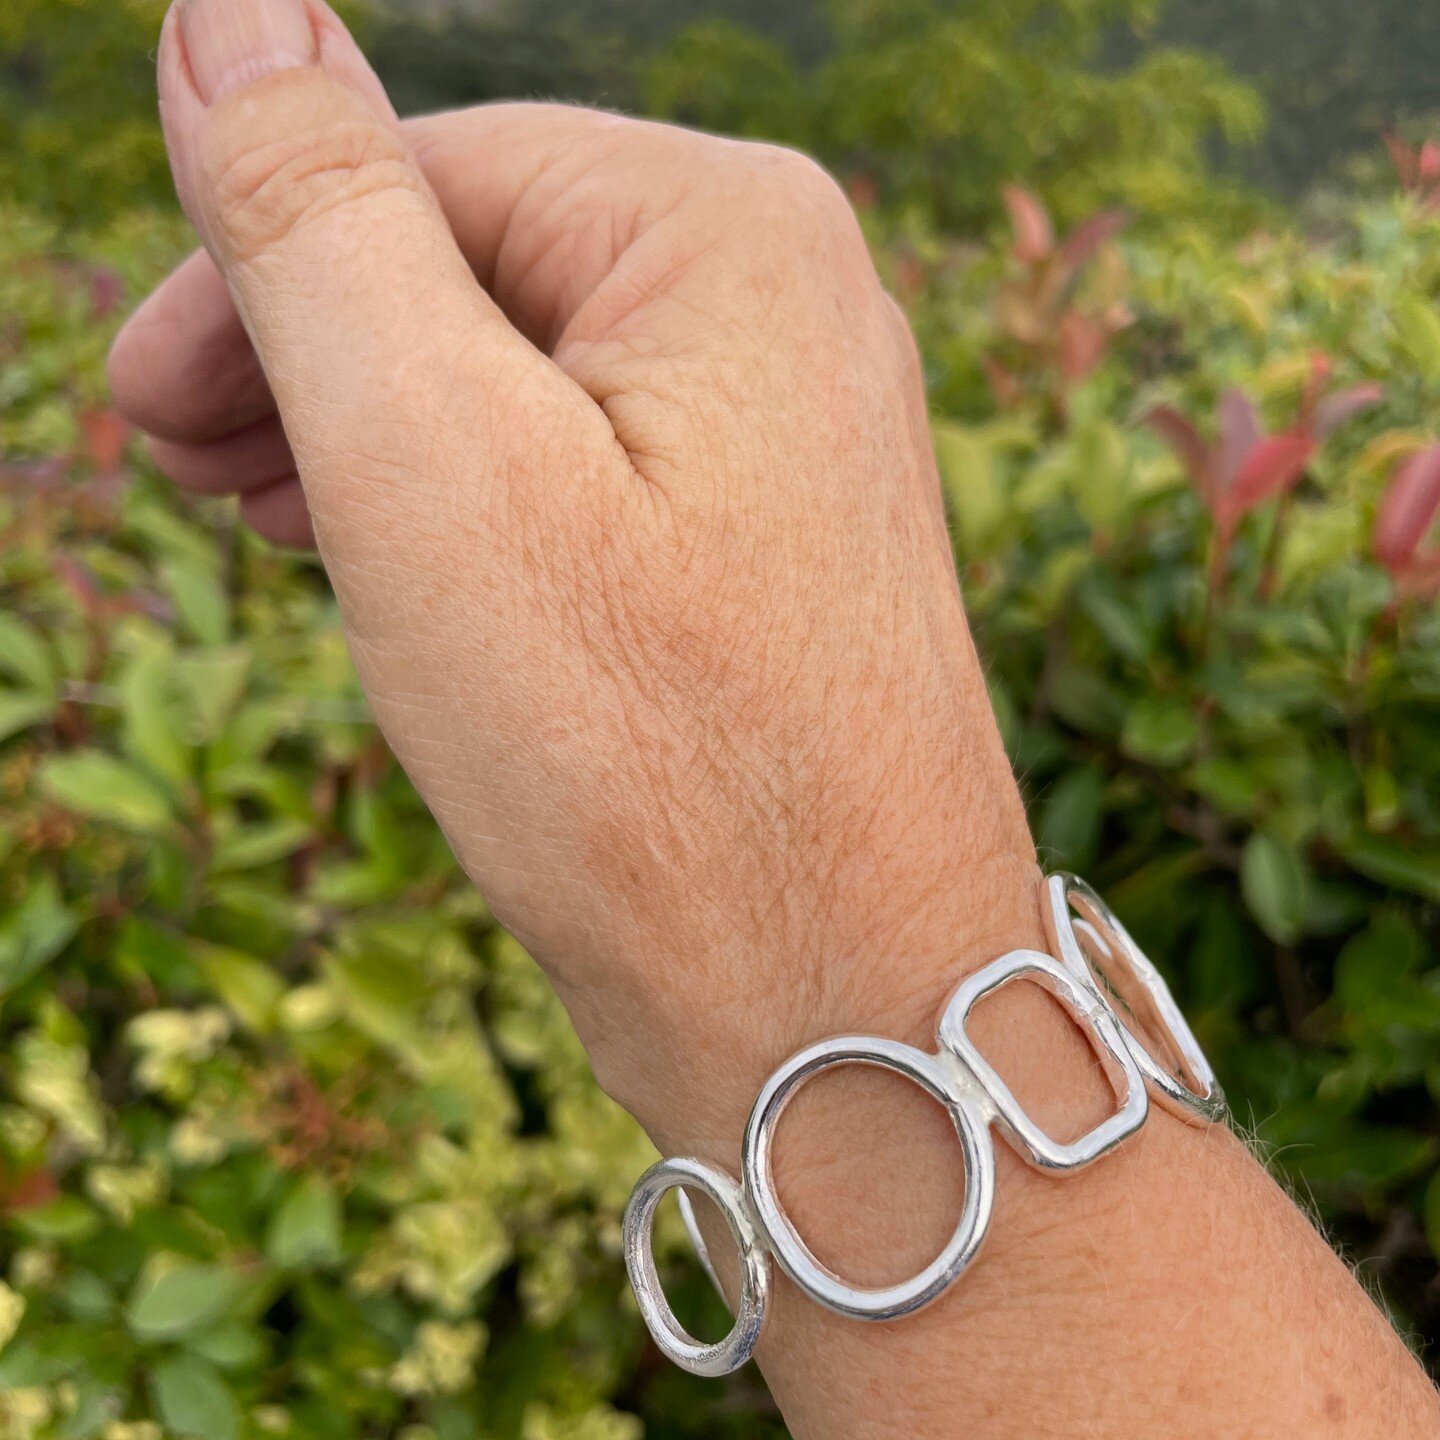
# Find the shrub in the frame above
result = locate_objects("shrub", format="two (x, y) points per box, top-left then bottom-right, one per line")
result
(0, 209), (771, 1440)
(919, 185), (1440, 1355)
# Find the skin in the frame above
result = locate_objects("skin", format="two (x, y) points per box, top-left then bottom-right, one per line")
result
(107, 0), (1440, 1433)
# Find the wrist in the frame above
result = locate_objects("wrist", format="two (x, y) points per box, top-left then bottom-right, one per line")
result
(609, 840), (1045, 1163)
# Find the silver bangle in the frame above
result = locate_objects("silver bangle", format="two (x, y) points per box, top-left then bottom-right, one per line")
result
(623, 872), (1225, 1376)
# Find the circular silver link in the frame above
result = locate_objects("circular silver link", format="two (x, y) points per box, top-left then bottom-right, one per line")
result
(676, 1189), (725, 1297)
(624, 1157), (771, 1376)
(741, 1035), (995, 1322)
(1044, 874), (1225, 1125)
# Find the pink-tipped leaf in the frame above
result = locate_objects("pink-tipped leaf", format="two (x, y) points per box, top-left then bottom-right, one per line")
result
(1222, 431), (1315, 526)
(1055, 210), (1127, 287)
(1215, 388), (1262, 490)
(1002, 185), (1054, 264)
(1144, 404), (1214, 497)
(1313, 382), (1383, 439)
(1373, 444), (1440, 567)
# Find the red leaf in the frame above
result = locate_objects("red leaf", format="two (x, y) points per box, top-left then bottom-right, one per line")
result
(1296, 351), (1333, 427)
(53, 553), (103, 614)
(982, 355), (1024, 410)
(90, 267), (123, 320)
(1055, 210), (1127, 287)
(1313, 382), (1383, 439)
(1144, 405), (1213, 497)
(4, 1168), (59, 1213)
(1373, 444), (1440, 567)
(1215, 388), (1262, 490)
(846, 172), (878, 212)
(80, 409), (130, 472)
(1420, 140), (1440, 184)
(1002, 185), (1054, 264)
(1223, 431), (1315, 524)
(1058, 311), (1108, 381)
(1395, 552), (1440, 598)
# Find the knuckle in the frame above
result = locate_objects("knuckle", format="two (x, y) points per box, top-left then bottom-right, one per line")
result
(748, 144), (858, 230)
(202, 92), (422, 260)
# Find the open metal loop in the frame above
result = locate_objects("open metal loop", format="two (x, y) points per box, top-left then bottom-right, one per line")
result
(741, 1035), (995, 1321)
(938, 948), (1149, 1172)
(624, 1156), (771, 1376)
(625, 873), (1226, 1371)
(1045, 874), (1226, 1125)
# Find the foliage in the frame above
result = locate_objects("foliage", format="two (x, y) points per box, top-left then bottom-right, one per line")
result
(0, 0), (171, 222)
(0, 213), (776, 1439)
(5, 0), (1440, 1431)
(1139, 0), (1440, 197)
(914, 184), (1440, 1354)
(646, 0), (1266, 232)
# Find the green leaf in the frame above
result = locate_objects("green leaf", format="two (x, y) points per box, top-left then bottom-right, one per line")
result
(934, 421), (1005, 556)
(194, 944), (285, 1032)
(1334, 915), (1421, 1013)
(0, 614), (56, 697)
(1282, 1126), (1434, 1192)
(1240, 833), (1308, 945)
(149, 1354), (239, 1440)
(1120, 696), (1198, 767)
(37, 750), (175, 835)
(211, 818), (312, 874)
(118, 635), (189, 790)
(1393, 292), (1440, 383)
(186, 1320), (266, 1371)
(0, 875), (79, 994)
(1079, 579), (1153, 664)
(0, 690), (54, 744)
(177, 648), (250, 743)
(162, 559), (231, 646)
(14, 1196), (100, 1243)
(1339, 835), (1440, 902)
(126, 1263), (245, 1343)
(266, 1174), (342, 1269)
(1038, 765), (1104, 871)
(1425, 1172), (1440, 1263)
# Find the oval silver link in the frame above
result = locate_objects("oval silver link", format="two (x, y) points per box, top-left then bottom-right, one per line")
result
(1044, 874), (1226, 1125)
(624, 1156), (771, 1376)
(741, 1035), (995, 1322)
(676, 1188), (724, 1297)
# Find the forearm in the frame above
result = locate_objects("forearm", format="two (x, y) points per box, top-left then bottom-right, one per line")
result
(615, 840), (1439, 1438)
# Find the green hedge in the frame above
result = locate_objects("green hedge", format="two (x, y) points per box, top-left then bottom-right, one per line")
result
(4, 25), (1440, 1438)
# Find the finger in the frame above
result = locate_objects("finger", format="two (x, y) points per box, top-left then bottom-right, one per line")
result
(109, 248), (276, 443)
(238, 476), (315, 548)
(154, 0), (624, 572)
(114, 101), (879, 465)
(148, 413), (294, 495)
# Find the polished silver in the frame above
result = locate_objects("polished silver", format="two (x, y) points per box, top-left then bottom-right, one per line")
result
(622, 872), (1226, 1377)
(937, 948), (1148, 1173)
(1044, 874), (1226, 1124)
(623, 1156), (771, 1376)
(742, 1035), (996, 1321)
(675, 1189), (724, 1296)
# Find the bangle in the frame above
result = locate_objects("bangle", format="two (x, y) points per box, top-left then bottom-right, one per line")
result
(623, 872), (1225, 1376)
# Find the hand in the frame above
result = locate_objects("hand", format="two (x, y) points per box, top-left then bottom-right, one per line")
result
(109, 0), (1042, 1157)
(109, 2), (1440, 1435)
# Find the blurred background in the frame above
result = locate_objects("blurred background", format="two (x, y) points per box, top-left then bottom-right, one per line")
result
(3, 1), (1440, 1435)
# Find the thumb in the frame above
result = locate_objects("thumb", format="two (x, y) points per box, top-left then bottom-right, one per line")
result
(156, 0), (622, 565)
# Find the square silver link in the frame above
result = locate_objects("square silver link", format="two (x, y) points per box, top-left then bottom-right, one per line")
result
(937, 948), (1149, 1173)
